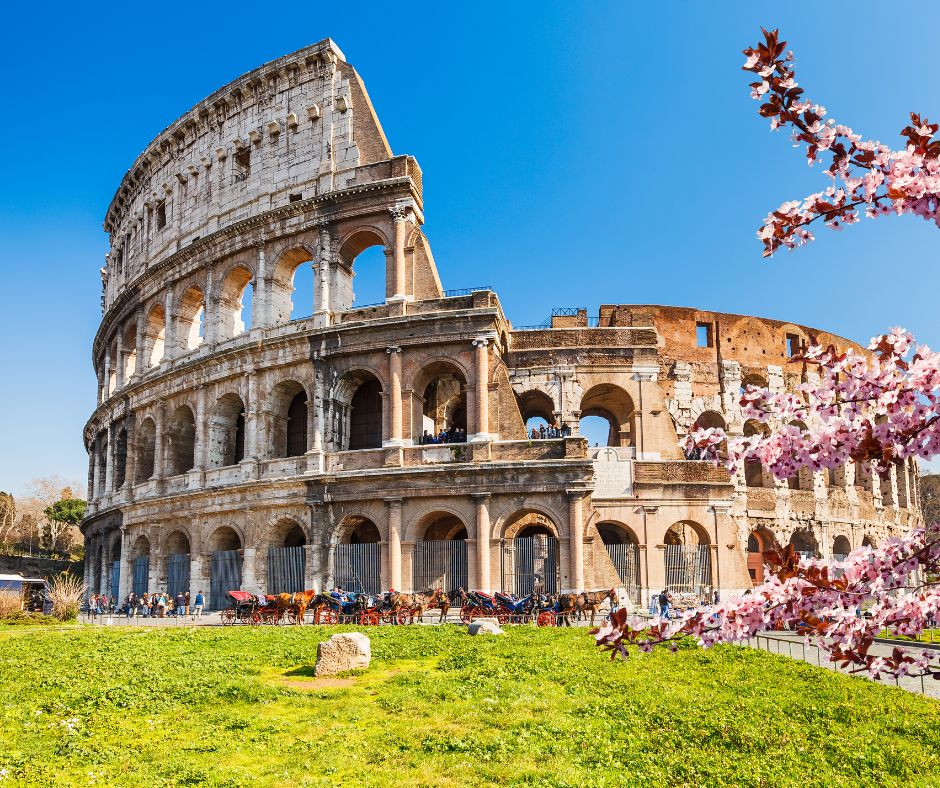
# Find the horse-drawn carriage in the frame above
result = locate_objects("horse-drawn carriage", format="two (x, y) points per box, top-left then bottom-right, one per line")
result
(220, 590), (278, 625)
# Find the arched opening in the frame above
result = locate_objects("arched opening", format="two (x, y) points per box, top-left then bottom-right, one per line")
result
(663, 521), (712, 595)
(270, 247), (314, 324)
(335, 516), (382, 594)
(167, 405), (196, 476)
(414, 361), (468, 444)
(741, 373), (768, 393)
(786, 421), (813, 490)
(131, 534), (150, 597)
(96, 433), (108, 498)
(267, 519), (307, 595)
(269, 380), (308, 458)
(413, 512), (468, 594)
(219, 266), (254, 339)
(208, 393), (246, 468)
(517, 390), (559, 439)
(107, 536), (121, 597)
(746, 527), (776, 585)
(743, 420), (769, 488)
(789, 529), (819, 559)
(208, 526), (243, 609)
(339, 230), (388, 309)
(685, 411), (727, 459)
(113, 427), (128, 489)
(862, 535), (876, 548)
(579, 384), (634, 447)
(177, 286), (205, 352)
(123, 324), (137, 381)
(832, 535), (851, 561)
(144, 304), (166, 367)
(107, 340), (118, 396)
(349, 378), (383, 450)
(135, 418), (156, 483)
(501, 510), (559, 595)
(166, 530), (191, 600)
(597, 522), (640, 602)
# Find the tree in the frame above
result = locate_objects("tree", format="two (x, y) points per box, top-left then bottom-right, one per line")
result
(42, 499), (86, 552)
(0, 492), (15, 544)
(596, 30), (940, 680)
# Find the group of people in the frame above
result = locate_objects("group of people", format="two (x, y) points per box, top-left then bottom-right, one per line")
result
(418, 426), (467, 444)
(86, 591), (206, 619)
(529, 423), (572, 440)
(648, 588), (720, 619)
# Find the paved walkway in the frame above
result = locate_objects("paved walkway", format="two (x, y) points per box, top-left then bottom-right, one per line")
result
(747, 631), (940, 699)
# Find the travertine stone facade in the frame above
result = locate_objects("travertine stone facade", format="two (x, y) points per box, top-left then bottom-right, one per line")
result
(83, 41), (919, 609)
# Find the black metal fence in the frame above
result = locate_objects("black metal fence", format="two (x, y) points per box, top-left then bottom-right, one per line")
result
(605, 543), (641, 603)
(167, 554), (190, 599)
(501, 536), (559, 596)
(663, 544), (712, 594)
(334, 543), (382, 594)
(132, 556), (149, 596)
(413, 540), (468, 596)
(267, 546), (305, 594)
(210, 550), (242, 609)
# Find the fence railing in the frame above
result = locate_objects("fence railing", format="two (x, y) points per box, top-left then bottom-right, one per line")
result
(443, 286), (492, 297)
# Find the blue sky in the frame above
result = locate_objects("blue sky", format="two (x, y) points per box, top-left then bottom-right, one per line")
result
(2, 2), (939, 495)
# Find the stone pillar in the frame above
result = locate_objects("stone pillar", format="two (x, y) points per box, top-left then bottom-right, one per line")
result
(568, 491), (585, 592)
(115, 331), (125, 390)
(386, 498), (403, 591)
(104, 423), (115, 494)
(97, 366), (105, 405)
(189, 554), (204, 597)
(103, 347), (112, 400)
(389, 206), (409, 301)
(314, 229), (332, 327)
(194, 386), (208, 471)
(385, 347), (403, 446)
(241, 547), (259, 594)
(471, 337), (491, 441)
(117, 527), (130, 602)
(202, 265), (216, 344)
(124, 420), (137, 491)
(473, 493), (491, 592)
(243, 372), (260, 462)
(254, 237), (268, 328)
(134, 308), (147, 377)
(87, 445), (97, 503)
(153, 404), (166, 480)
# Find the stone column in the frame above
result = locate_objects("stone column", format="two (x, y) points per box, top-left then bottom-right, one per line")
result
(87, 444), (97, 503)
(471, 337), (490, 441)
(124, 419), (137, 491)
(384, 346), (403, 446)
(117, 526), (130, 602)
(102, 347), (112, 400)
(241, 547), (259, 594)
(389, 206), (409, 301)
(314, 228), (332, 327)
(115, 331), (125, 390)
(153, 403), (166, 480)
(104, 423), (115, 494)
(134, 308), (147, 376)
(567, 491), (585, 592)
(163, 287), (176, 361)
(202, 265), (216, 344)
(194, 386), (208, 471)
(254, 237), (268, 328)
(189, 553), (204, 597)
(242, 371), (260, 463)
(472, 493), (491, 592)
(386, 498), (403, 591)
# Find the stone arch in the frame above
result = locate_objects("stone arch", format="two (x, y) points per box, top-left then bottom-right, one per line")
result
(165, 528), (191, 555)
(131, 534), (151, 559)
(177, 286), (205, 353)
(517, 389), (557, 434)
(268, 379), (308, 458)
(270, 246), (315, 325)
(500, 508), (561, 595)
(579, 383), (635, 447)
(743, 419), (769, 488)
(596, 521), (640, 545)
(407, 508), (470, 543)
(692, 410), (726, 431)
(786, 420), (813, 490)
(337, 227), (389, 309)
(134, 417), (156, 483)
(788, 528), (819, 557)
(166, 405), (196, 475)
(268, 517), (307, 548)
(218, 265), (254, 339)
(862, 535), (876, 548)
(144, 303), (166, 367)
(207, 525), (243, 553)
(332, 370), (383, 451)
(113, 426), (128, 488)
(664, 520), (710, 545)
(741, 372), (768, 390)
(832, 534), (851, 559)
(410, 359), (469, 442)
(746, 526), (777, 584)
(663, 521), (712, 594)
(338, 515), (382, 544)
(208, 393), (246, 468)
(123, 322), (137, 381)
(500, 508), (561, 540)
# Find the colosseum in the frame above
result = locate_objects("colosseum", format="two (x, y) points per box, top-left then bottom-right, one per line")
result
(82, 39), (920, 610)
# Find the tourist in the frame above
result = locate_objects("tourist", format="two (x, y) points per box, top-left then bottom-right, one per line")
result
(174, 592), (187, 618)
(539, 425), (546, 439)
(648, 593), (659, 617)
(184, 591), (190, 616)
(530, 427), (538, 439)
(193, 590), (205, 618)
(658, 589), (671, 619)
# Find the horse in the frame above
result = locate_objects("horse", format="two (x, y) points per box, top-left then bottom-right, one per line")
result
(274, 590), (318, 624)
(424, 588), (451, 623)
(576, 589), (616, 626)
(555, 593), (578, 626)
(388, 590), (438, 622)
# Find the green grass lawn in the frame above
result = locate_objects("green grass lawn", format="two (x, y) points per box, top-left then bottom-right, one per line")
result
(0, 625), (938, 787)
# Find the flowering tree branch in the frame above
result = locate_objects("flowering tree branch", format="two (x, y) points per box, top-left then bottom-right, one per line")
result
(743, 28), (940, 256)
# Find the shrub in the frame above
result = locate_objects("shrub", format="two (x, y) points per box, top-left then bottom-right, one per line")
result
(0, 589), (23, 618)
(48, 573), (84, 622)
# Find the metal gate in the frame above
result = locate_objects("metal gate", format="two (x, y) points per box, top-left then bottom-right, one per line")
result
(132, 556), (149, 596)
(501, 536), (558, 596)
(267, 546), (306, 594)
(413, 540), (468, 595)
(606, 543), (641, 604)
(167, 554), (190, 599)
(107, 561), (120, 598)
(663, 544), (712, 594)
(334, 543), (381, 594)
(210, 549), (243, 610)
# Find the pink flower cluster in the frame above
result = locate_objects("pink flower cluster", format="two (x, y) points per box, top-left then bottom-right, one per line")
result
(743, 29), (940, 256)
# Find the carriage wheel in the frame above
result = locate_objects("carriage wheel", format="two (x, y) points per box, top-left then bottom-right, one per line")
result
(459, 606), (472, 623)
(286, 610), (298, 625)
(359, 611), (380, 626)
(221, 609), (235, 626)
(250, 610), (262, 626)
(396, 609), (414, 625)
(318, 608), (338, 625)
(537, 611), (555, 628)
(496, 611), (510, 625)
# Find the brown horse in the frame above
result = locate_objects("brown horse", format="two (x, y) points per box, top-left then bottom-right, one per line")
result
(423, 589), (451, 623)
(576, 589), (616, 626)
(274, 590), (318, 624)
(555, 593), (578, 626)
(388, 589), (441, 622)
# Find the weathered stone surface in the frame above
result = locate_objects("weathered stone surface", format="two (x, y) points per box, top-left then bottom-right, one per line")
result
(468, 621), (504, 636)
(315, 633), (371, 676)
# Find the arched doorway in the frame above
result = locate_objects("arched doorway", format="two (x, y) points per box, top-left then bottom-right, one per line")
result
(166, 530), (191, 600)
(501, 511), (559, 595)
(335, 517), (382, 594)
(746, 528), (775, 584)
(412, 512), (468, 595)
(789, 529), (818, 560)
(350, 379), (382, 449)
(209, 393), (246, 467)
(832, 535), (851, 561)
(131, 535), (150, 597)
(338, 230), (389, 309)
(266, 520), (307, 594)
(208, 526), (243, 609)
(517, 390), (557, 438)
(579, 384), (635, 448)
(597, 522), (641, 603)
(135, 418), (156, 483)
(270, 380), (308, 458)
(106, 537), (121, 598)
(167, 405), (196, 475)
(743, 420), (769, 488)
(663, 521), (712, 595)
(414, 362), (468, 444)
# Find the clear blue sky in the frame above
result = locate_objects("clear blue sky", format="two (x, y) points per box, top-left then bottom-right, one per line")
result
(2, 2), (939, 495)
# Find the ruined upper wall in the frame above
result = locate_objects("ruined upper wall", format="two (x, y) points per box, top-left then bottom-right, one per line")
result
(100, 39), (397, 309)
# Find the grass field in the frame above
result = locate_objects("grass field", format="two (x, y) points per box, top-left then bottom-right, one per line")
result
(0, 625), (938, 787)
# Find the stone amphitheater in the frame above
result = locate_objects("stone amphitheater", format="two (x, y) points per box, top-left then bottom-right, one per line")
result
(82, 39), (920, 609)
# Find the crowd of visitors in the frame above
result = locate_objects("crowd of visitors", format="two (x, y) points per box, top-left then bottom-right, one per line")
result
(647, 588), (720, 618)
(418, 426), (467, 444)
(85, 591), (206, 619)
(529, 423), (572, 439)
